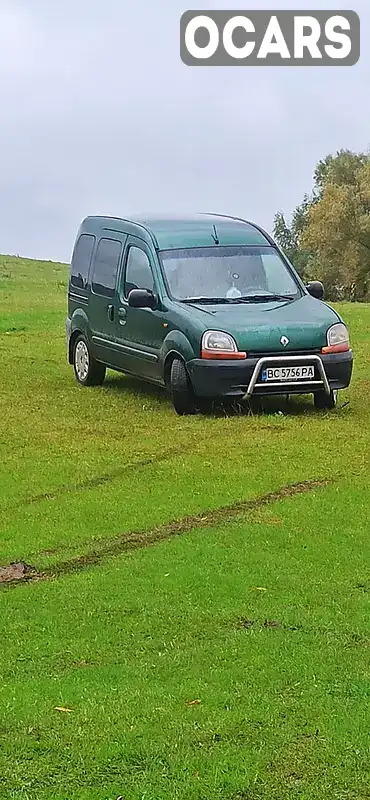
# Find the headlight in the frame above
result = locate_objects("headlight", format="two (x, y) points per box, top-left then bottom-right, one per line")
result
(322, 323), (350, 354)
(201, 330), (247, 359)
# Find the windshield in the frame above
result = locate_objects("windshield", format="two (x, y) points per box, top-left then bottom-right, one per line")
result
(159, 245), (301, 303)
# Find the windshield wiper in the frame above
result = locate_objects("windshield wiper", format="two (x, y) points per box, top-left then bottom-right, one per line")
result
(237, 293), (296, 303)
(181, 297), (234, 305)
(180, 294), (296, 305)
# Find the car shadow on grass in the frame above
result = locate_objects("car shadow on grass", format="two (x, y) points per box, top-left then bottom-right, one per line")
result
(103, 374), (324, 417)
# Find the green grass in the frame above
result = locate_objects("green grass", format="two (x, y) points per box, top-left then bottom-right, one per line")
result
(0, 254), (369, 800)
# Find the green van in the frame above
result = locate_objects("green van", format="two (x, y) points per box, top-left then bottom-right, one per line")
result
(66, 213), (353, 415)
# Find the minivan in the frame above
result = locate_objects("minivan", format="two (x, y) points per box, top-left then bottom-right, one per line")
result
(66, 213), (353, 414)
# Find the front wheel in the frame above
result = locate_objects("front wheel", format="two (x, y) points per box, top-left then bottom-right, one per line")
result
(314, 389), (338, 410)
(170, 358), (197, 416)
(73, 335), (106, 386)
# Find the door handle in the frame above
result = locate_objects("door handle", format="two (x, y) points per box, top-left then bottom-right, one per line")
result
(118, 307), (127, 325)
(107, 304), (114, 321)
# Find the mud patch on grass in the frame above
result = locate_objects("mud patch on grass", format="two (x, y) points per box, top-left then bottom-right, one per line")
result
(233, 789), (266, 800)
(0, 562), (38, 584)
(236, 617), (369, 648)
(355, 582), (370, 593)
(1, 478), (331, 588)
(237, 618), (285, 632)
(38, 547), (65, 557)
(240, 619), (255, 630)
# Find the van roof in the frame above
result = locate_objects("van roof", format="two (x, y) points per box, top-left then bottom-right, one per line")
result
(81, 212), (272, 250)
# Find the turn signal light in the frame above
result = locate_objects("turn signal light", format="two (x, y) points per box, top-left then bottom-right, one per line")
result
(321, 343), (350, 354)
(201, 349), (247, 360)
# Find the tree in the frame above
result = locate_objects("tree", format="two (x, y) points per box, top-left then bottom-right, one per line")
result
(273, 149), (370, 300)
(313, 149), (369, 196)
(301, 160), (370, 300)
(273, 195), (314, 282)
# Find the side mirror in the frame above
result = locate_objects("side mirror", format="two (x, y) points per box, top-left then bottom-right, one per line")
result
(306, 281), (324, 300)
(128, 288), (157, 309)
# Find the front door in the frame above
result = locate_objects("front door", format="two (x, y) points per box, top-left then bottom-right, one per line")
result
(113, 236), (167, 382)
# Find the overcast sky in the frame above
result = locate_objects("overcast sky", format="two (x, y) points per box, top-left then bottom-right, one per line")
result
(0, 0), (368, 263)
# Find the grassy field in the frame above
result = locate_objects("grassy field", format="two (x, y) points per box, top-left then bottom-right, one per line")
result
(0, 253), (369, 800)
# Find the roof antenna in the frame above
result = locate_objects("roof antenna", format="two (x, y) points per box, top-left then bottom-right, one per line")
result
(211, 224), (219, 245)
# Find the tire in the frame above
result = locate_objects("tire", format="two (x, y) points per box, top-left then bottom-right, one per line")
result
(73, 334), (106, 387)
(314, 389), (338, 410)
(170, 358), (197, 416)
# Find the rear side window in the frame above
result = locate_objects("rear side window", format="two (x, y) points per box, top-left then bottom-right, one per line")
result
(91, 238), (122, 298)
(70, 233), (95, 289)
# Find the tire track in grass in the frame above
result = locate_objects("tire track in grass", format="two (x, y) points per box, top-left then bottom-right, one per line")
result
(22, 425), (287, 508)
(14, 447), (191, 508)
(2, 426), (288, 516)
(0, 478), (332, 588)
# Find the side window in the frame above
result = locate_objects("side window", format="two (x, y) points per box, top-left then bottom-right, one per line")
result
(124, 246), (155, 298)
(91, 238), (122, 298)
(70, 233), (95, 289)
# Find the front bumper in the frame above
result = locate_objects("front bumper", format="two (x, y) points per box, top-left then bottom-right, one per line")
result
(187, 350), (353, 399)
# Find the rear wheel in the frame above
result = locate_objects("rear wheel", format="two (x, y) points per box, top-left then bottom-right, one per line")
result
(170, 358), (197, 416)
(314, 389), (338, 410)
(73, 335), (106, 386)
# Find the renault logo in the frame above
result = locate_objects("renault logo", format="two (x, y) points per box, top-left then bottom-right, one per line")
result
(280, 335), (289, 346)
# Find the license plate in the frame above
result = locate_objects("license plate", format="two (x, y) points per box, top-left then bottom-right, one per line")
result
(261, 365), (315, 382)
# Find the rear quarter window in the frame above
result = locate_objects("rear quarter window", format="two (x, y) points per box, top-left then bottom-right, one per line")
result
(91, 237), (123, 298)
(70, 233), (96, 289)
